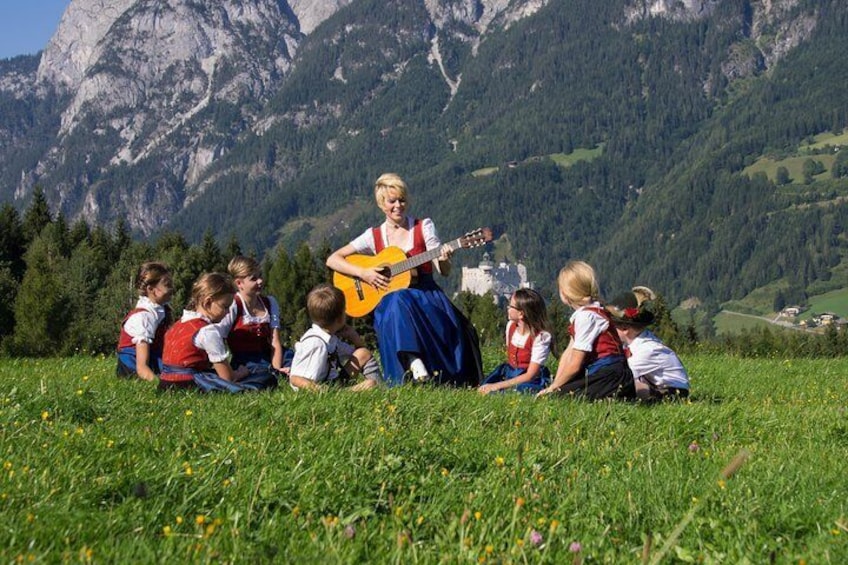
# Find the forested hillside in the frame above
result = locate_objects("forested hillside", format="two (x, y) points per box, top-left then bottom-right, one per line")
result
(1, 0), (848, 314)
(166, 0), (848, 310)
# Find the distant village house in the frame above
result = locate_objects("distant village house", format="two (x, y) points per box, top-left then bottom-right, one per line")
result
(779, 305), (806, 317)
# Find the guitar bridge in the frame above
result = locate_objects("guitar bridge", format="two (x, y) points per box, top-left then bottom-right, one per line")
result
(354, 278), (365, 301)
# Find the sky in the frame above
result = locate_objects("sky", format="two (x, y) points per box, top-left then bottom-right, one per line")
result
(0, 1), (70, 60)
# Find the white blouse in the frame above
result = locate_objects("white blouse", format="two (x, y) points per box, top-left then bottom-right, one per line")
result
(350, 217), (440, 254)
(122, 296), (168, 345)
(505, 320), (552, 365)
(215, 294), (281, 336)
(179, 310), (229, 364)
(569, 302), (610, 353)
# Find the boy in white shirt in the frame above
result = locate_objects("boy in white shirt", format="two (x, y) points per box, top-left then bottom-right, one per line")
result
(289, 284), (382, 392)
(607, 287), (690, 401)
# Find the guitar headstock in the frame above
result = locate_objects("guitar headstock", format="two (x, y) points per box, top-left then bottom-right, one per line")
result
(459, 227), (493, 249)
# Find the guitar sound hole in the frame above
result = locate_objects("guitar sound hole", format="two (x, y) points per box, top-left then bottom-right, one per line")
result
(378, 266), (391, 278)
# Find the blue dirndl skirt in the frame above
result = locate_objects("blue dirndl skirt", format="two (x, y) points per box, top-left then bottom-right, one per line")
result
(116, 346), (162, 378)
(160, 365), (275, 393)
(375, 275), (482, 387)
(228, 349), (291, 391)
(482, 363), (551, 394)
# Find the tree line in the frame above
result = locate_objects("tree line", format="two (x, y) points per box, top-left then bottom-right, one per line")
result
(2, 187), (846, 360)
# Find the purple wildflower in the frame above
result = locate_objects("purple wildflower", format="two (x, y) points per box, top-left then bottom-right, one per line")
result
(569, 541), (582, 553)
(530, 530), (543, 547)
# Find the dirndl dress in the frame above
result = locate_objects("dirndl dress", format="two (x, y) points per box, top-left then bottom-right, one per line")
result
(375, 273), (482, 387)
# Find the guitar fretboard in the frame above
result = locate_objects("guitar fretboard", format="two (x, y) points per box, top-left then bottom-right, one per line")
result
(388, 238), (460, 277)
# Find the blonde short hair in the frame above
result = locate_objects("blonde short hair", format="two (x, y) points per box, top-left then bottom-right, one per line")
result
(557, 260), (600, 306)
(306, 284), (346, 328)
(228, 255), (261, 279)
(374, 173), (409, 208)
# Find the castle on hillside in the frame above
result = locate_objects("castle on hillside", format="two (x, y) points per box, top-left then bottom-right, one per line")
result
(461, 253), (533, 303)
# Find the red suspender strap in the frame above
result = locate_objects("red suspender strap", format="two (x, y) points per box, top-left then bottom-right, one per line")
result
(412, 219), (425, 250)
(372, 227), (384, 253)
(411, 219), (433, 274)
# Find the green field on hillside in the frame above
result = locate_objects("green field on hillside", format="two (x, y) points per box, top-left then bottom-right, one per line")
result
(713, 311), (778, 335)
(807, 287), (848, 318)
(1, 354), (846, 562)
(548, 145), (604, 168)
(800, 131), (848, 151)
(742, 129), (846, 184)
(742, 154), (835, 184)
(471, 145), (604, 177)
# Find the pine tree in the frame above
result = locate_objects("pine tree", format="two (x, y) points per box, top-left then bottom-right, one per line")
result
(0, 204), (26, 280)
(546, 298), (571, 356)
(113, 218), (131, 261)
(224, 234), (242, 260)
(293, 243), (326, 292)
(652, 293), (684, 349)
(0, 265), (17, 343)
(467, 292), (505, 348)
(199, 230), (225, 272)
(21, 187), (52, 243)
(266, 247), (299, 345)
(776, 166), (791, 185)
(62, 241), (111, 354)
(68, 219), (91, 249)
(89, 244), (153, 355)
(10, 235), (69, 356)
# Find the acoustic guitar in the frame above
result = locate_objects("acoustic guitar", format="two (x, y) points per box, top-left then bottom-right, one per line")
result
(333, 227), (492, 317)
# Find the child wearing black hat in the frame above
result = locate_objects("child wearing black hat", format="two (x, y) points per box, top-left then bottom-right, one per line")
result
(607, 287), (690, 401)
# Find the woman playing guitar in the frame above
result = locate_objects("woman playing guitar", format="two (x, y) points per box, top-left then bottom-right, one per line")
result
(326, 173), (483, 387)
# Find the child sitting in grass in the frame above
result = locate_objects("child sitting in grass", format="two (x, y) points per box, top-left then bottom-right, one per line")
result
(536, 260), (635, 400)
(288, 284), (382, 392)
(607, 286), (690, 401)
(478, 288), (552, 394)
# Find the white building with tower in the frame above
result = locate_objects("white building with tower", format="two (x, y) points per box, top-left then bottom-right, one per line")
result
(461, 253), (533, 302)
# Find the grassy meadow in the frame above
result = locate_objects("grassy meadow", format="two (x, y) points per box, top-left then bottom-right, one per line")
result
(1, 353), (847, 563)
(713, 311), (779, 335)
(807, 288), (848, 319)
(742, 154), (835, 184)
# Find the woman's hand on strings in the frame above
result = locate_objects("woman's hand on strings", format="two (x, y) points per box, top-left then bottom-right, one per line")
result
(362, 267), (389, 290)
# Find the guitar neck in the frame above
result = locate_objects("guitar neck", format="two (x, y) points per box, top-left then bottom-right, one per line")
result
(388, 237), (461, 277)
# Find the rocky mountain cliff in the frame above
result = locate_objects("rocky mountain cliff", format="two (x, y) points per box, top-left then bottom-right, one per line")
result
(2, 0), (561, 234)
